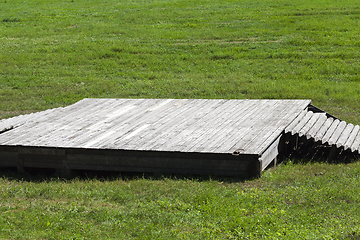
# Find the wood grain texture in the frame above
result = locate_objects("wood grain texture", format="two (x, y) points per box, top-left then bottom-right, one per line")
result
(0, 98), (310, 155)
(345, 125), (360, 151)
(314, 118), (334, 142)
(298, 112), (322, 137)
(328, 121), (347, 146)
(351, 131), (360, 152)
(305, 113), (328, 140)
(284, 110), (307, 134)
(291, 111), (314, 136)
(321, 119), (340, 144)
(1, 99), (358, 155)
(1, 98), (359, 177)
(336, 124), (354, 148)
(246, 100), (310, 154)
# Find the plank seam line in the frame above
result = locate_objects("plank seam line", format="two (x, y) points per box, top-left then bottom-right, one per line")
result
(0, 125), (17, 135)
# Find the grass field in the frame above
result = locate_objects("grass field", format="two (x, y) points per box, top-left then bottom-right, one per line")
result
(1, 162), (360, 239)
(1, 0), (360, 238)
(1, 0), (360, 122)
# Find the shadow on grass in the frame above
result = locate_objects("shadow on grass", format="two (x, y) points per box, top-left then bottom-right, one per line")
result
(0, 167), (249, 183)
(340, 233), (360, 240)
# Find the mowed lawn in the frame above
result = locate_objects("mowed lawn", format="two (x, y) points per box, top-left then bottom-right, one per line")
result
(1, 0), (360, 122)
(1, 0), (360, 239)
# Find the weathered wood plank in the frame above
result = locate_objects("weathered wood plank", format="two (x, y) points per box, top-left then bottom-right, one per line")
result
(153, 99), (223, 150)
(190, 101), (251, 153)
(232, 100), (304, 153)
(350, 130), (360, 152)
(221, 101), (280, 154)
(104, 102), (182, 149)
(328, 121), (347, 146)
(305, 113), (328, 140)
(260, 135), (281, 171)
(0, 107), (63, 132)
(0, 123), (46, 145)
(321, 119), (340, 144)
(314, 117), (334, 142)
(344, 125), (360, 150)
(183, 100), (261, 153)
(0, 99), (104, 146)
(166, 100), (239, 151)
(138, 99), (218, 151)
(89, 99), (181, 149)
(290, 111), (314, 136)
(67, 100), (143, 147)
(84, 99), (141, 131)
(59, 99), (130, 132)
(336, 123), (354, 148)
(5, 98), (348, 178)
(113, 99), (189, 150)
(43, 99), (137, 147)
(102, 99), (189, 150)
(284, 110), (308, 134)
(5, 98), (357, 178)
(218, 100), (280, 153)
(298, 112), (322, 137)
(199, 100), (264, 153)
(230, 99), (294, 154)
(0, 99), (313, 155)
(197, 100), (270, 153)
(166, 100), (243, 153)
(244, 100), (310, 154)
(16, 99), (93, 130)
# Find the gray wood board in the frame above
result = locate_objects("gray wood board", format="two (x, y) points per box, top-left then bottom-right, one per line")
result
(305, 113), (328, 140)
(0, 98), (311, 155)
(244, 100), (310, 154)
(285, 107), (360, 151)
(345, 125), (360, 151)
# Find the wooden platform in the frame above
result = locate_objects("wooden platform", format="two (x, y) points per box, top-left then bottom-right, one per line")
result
(0, 98), (313, 178)
(285, 108), (360, 153)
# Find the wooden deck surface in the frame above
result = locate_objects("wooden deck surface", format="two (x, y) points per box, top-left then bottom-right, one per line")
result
(0, 98), (310, 155)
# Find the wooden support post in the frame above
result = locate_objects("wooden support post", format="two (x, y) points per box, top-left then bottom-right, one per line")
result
(274, 157), (277, 169)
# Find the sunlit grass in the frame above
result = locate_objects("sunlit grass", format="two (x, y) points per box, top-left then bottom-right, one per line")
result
(1, 161), (360, 239)
(1, 0), (360, 122)
(1, 0), (360, 238)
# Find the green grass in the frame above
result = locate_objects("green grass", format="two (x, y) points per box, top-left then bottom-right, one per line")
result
(1, 0), (360, 238)
(1, 0), (360, 122)
(1, 161), (360, 239)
